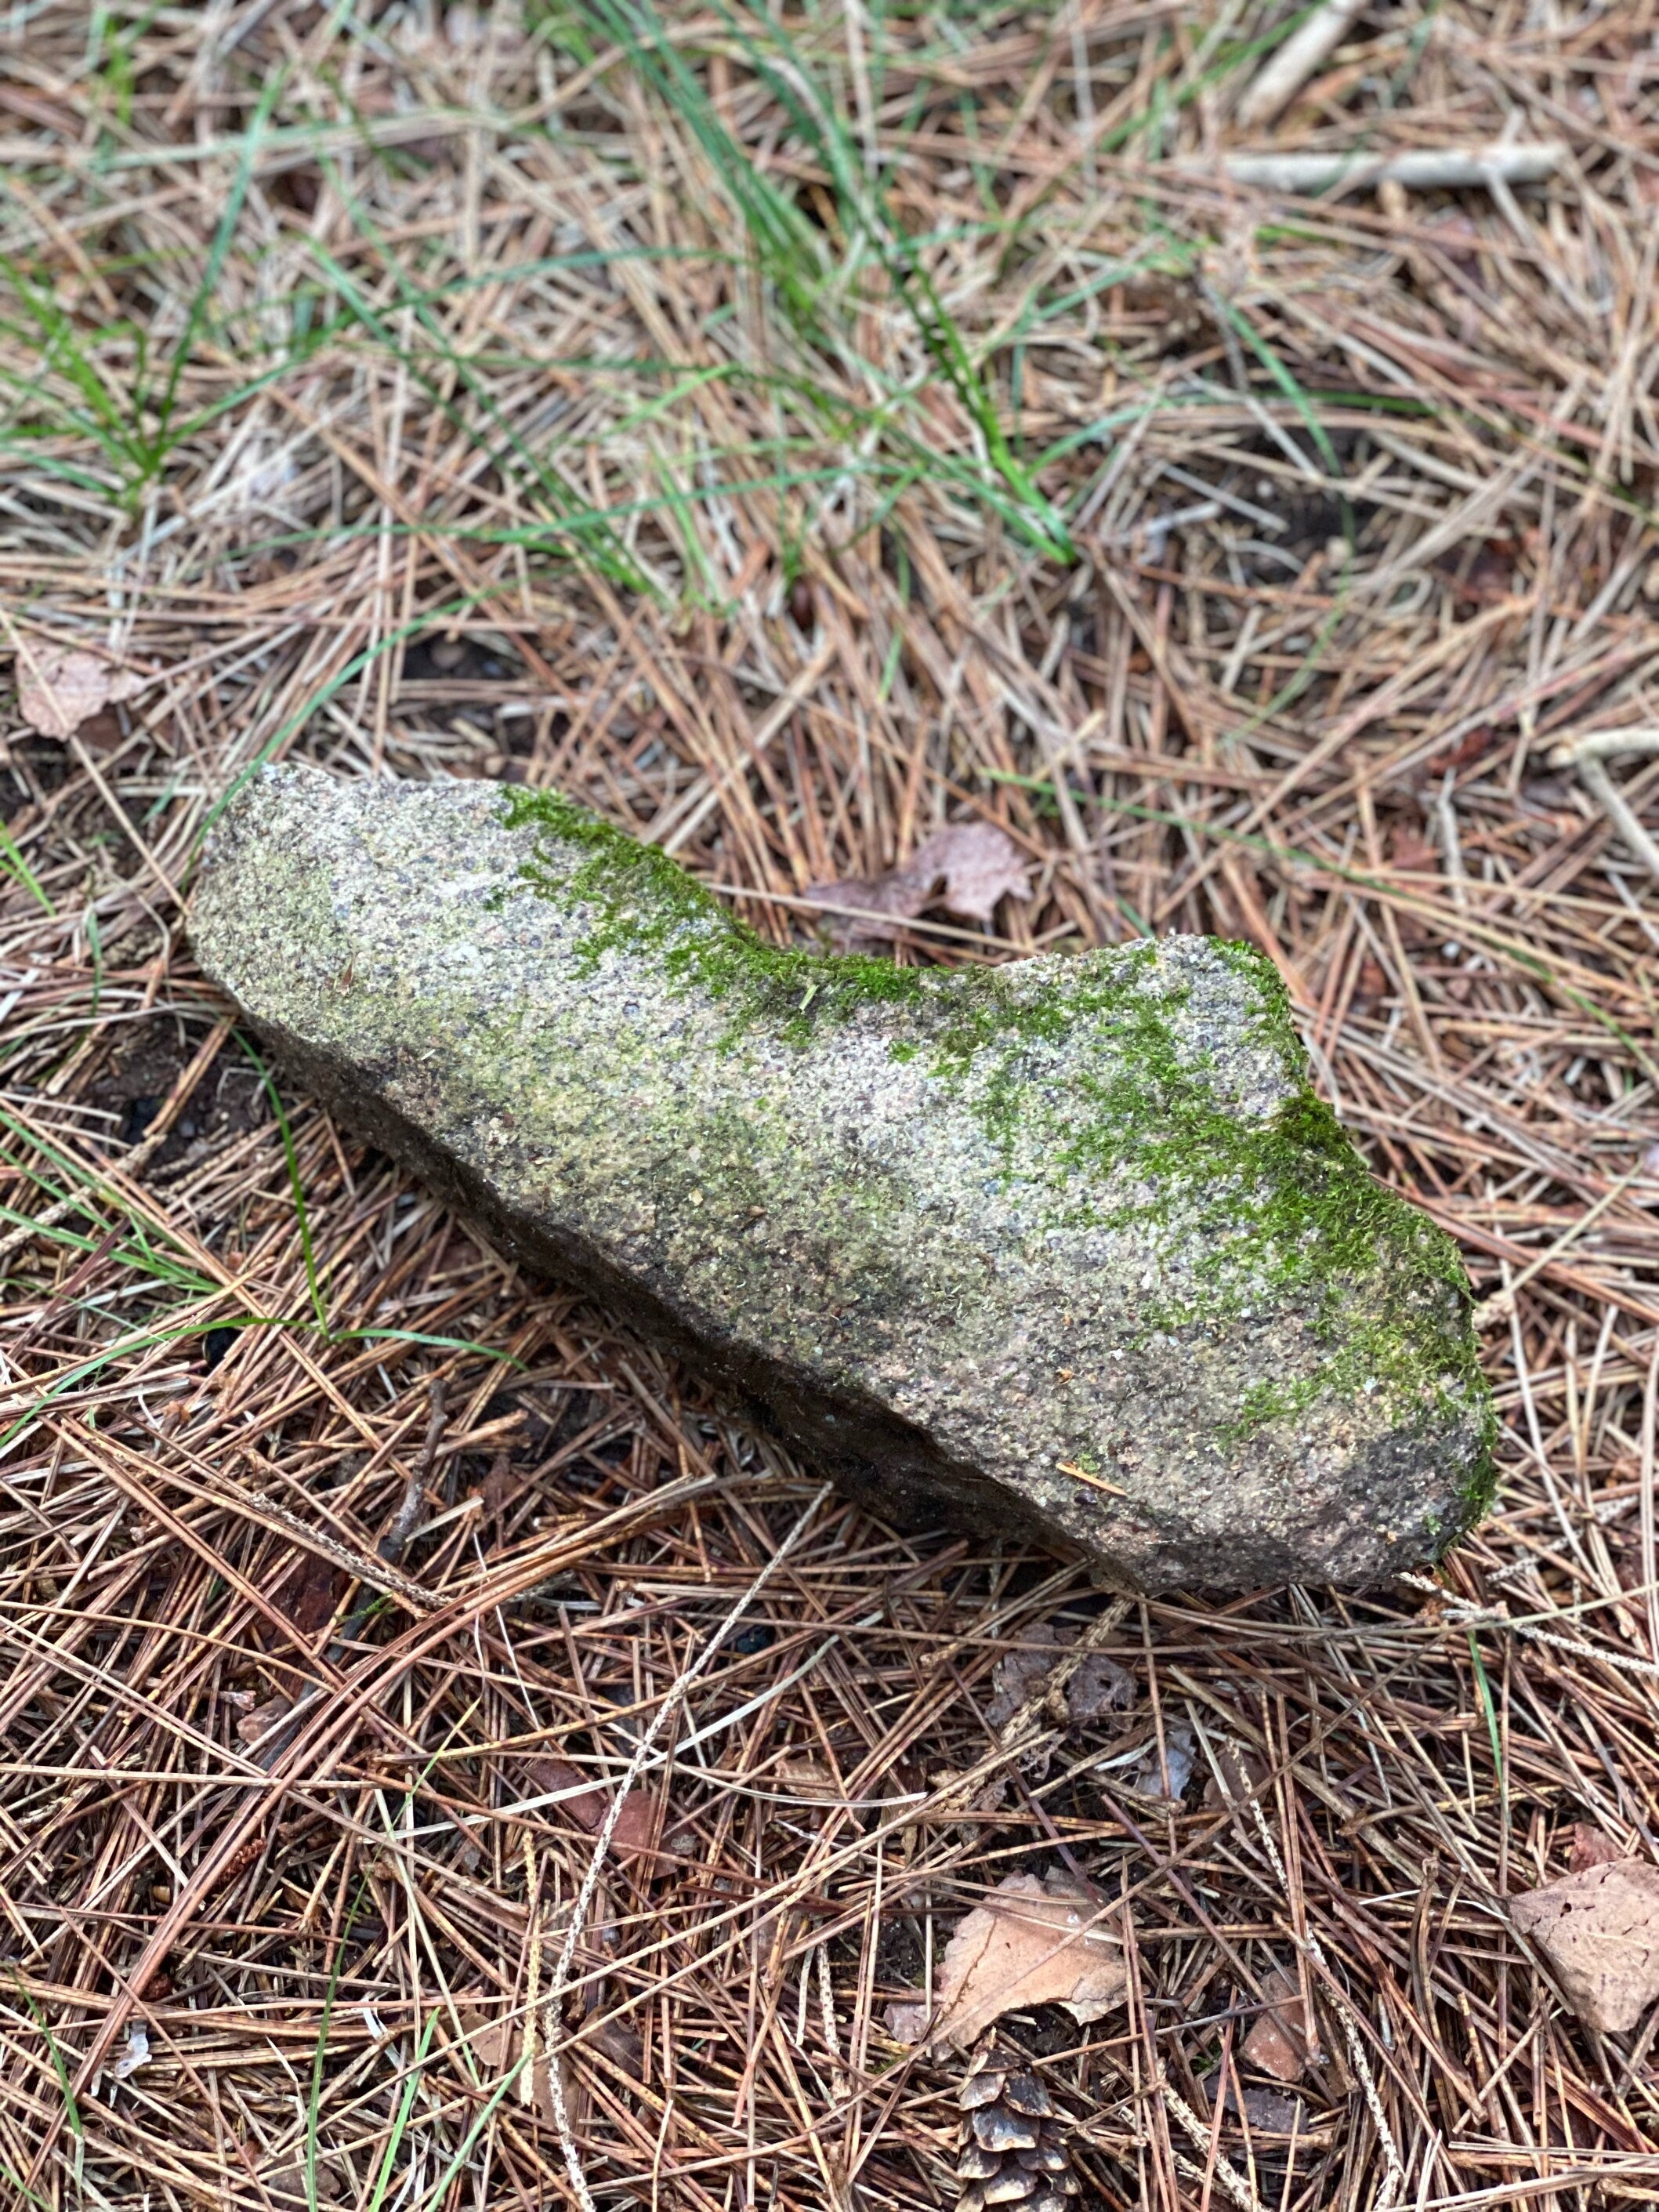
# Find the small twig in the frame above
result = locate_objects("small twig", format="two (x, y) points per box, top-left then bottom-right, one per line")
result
(1209, 144), (1566, 195)
(1549, 728), (1659, 885)
(378, 1376), (445, 1568)
(1236, 0), (1368, 129)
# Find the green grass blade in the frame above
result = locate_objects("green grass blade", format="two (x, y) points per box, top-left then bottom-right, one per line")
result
(330, 1330), (527, 1367)
(411, 2047), (527, 2212)
(238, 1044), (329, 1337)
(302, 235), (649, 590)
(0, 1317), (288, 1459)
(0, 818), (53, 915)
(364, 2011), (443, 2212)
(10, 1974), (83, 2149)
(1467, 1630), (1505, 1791)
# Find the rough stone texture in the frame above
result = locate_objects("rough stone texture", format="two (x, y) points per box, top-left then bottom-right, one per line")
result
(190, 766), (1493, 1590)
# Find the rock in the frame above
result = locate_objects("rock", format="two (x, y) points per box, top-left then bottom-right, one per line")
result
(190, 767), (1493, 1590)
(1510, 1860), (1659, 2035)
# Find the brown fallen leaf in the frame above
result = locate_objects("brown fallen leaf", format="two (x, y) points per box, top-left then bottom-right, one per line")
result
(481, 1449), (518, 1520)
(1569, 1822), (1625, 1873)
(1511, 1859), (1659, 2034)
(802, 822), (1031, 948)
(522, 1753), (604, 1829)
(13, 644), (143, 741)
(982, 1621), (1136, 1783)
(76, 705), (127, 754)
(581, 2011), (645, 2077)
(770, 1753), (840, 1800)
(892, 1867), (1125, 2052)
(262, 2154), (347, 2207)
(983, 1629), (1063, 1730)
(607, 1789), (664, 1864)
(1212, 2078), (1315, 2138)
(1067, 1647), (1137, 1723)
(1204, 1737), (1272, 1817)
(280, 1553), (349, 1637)
(520, 1755), (663, 1864)
(1244, 1964), (1315, 2082)
(455, 2005), (568, 2123)
(984, 1623), (1135, 1734)
(237, 1696), (292, 1746)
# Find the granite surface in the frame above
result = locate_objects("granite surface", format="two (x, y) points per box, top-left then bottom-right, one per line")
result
(190, 766), (1493, 1590)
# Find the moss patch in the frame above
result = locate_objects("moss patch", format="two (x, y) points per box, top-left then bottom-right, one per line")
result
(499, 785), (1489, 1501)
(501, 785), (929, 1040)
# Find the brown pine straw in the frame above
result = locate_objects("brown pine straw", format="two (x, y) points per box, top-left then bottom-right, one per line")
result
(2, 2), (1659, 2206)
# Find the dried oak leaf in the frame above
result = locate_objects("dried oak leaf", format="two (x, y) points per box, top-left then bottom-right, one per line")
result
(897, 1868), (1125, 2053)
(14, 645), (143, 740)
(770, 1754), (840, 1800)
(262, 2154), (347, 2208)
(1212, 2078), (1312, 2137)
(1244, 1964), (1316, 2082)
(521, 1755), (663, 1864)
(984, 1622), (1136, 1779)
(581, 2011), (645, 2076)
(455, 2005), (567, 2124)
(1511, 1859), (1659, 2034)
(237, 1696), (292, 1746)
(481, 1449), (518, 1520)
(522, 1753), (604, 1829)
(983, 1628), (1066, 1731)
(1067, 1648), (1136, 1724)
(280, 1552), (349, 1637)
(1204, 1738), (1272, 1815)
(802, 823), (1031, 948)
(1569, 1823), (1624, 1874)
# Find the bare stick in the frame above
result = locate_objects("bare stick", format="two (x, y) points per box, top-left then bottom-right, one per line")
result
(1550, 728), (1659, 884)
(377, 1376), (446, 1566)
(1237, 0), (1369, 129)
(1209, 143), (1567, 195)
(1550, 728), (1659, 765)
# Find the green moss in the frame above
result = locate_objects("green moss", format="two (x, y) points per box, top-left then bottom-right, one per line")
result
(498, 788), (1489, 1499)
(991, 944), (1485, 1453)
(1452, 1393), (1501, 1523)
(501, 785), (929, 1040)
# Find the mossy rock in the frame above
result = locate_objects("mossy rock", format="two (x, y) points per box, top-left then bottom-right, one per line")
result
(190, 767), (1494, 1591)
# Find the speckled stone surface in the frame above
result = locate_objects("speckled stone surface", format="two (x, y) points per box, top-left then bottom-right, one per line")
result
(190, 766), (1493, 1591)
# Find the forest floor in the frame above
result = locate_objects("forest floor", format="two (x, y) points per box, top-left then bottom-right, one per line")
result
(2, 2), (1659, 2207)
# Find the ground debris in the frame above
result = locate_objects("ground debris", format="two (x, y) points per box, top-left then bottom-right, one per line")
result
(11, 641), (143, 739)
(1511, 1860), (1659, 2036)
(950, 2039), (1081, 2212)
(3, 1), (1657, 2205)
(889, 1869), (1125, 2053)
(1243, 1964), (1319, 2082)
(802, 822), (1031, 948)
